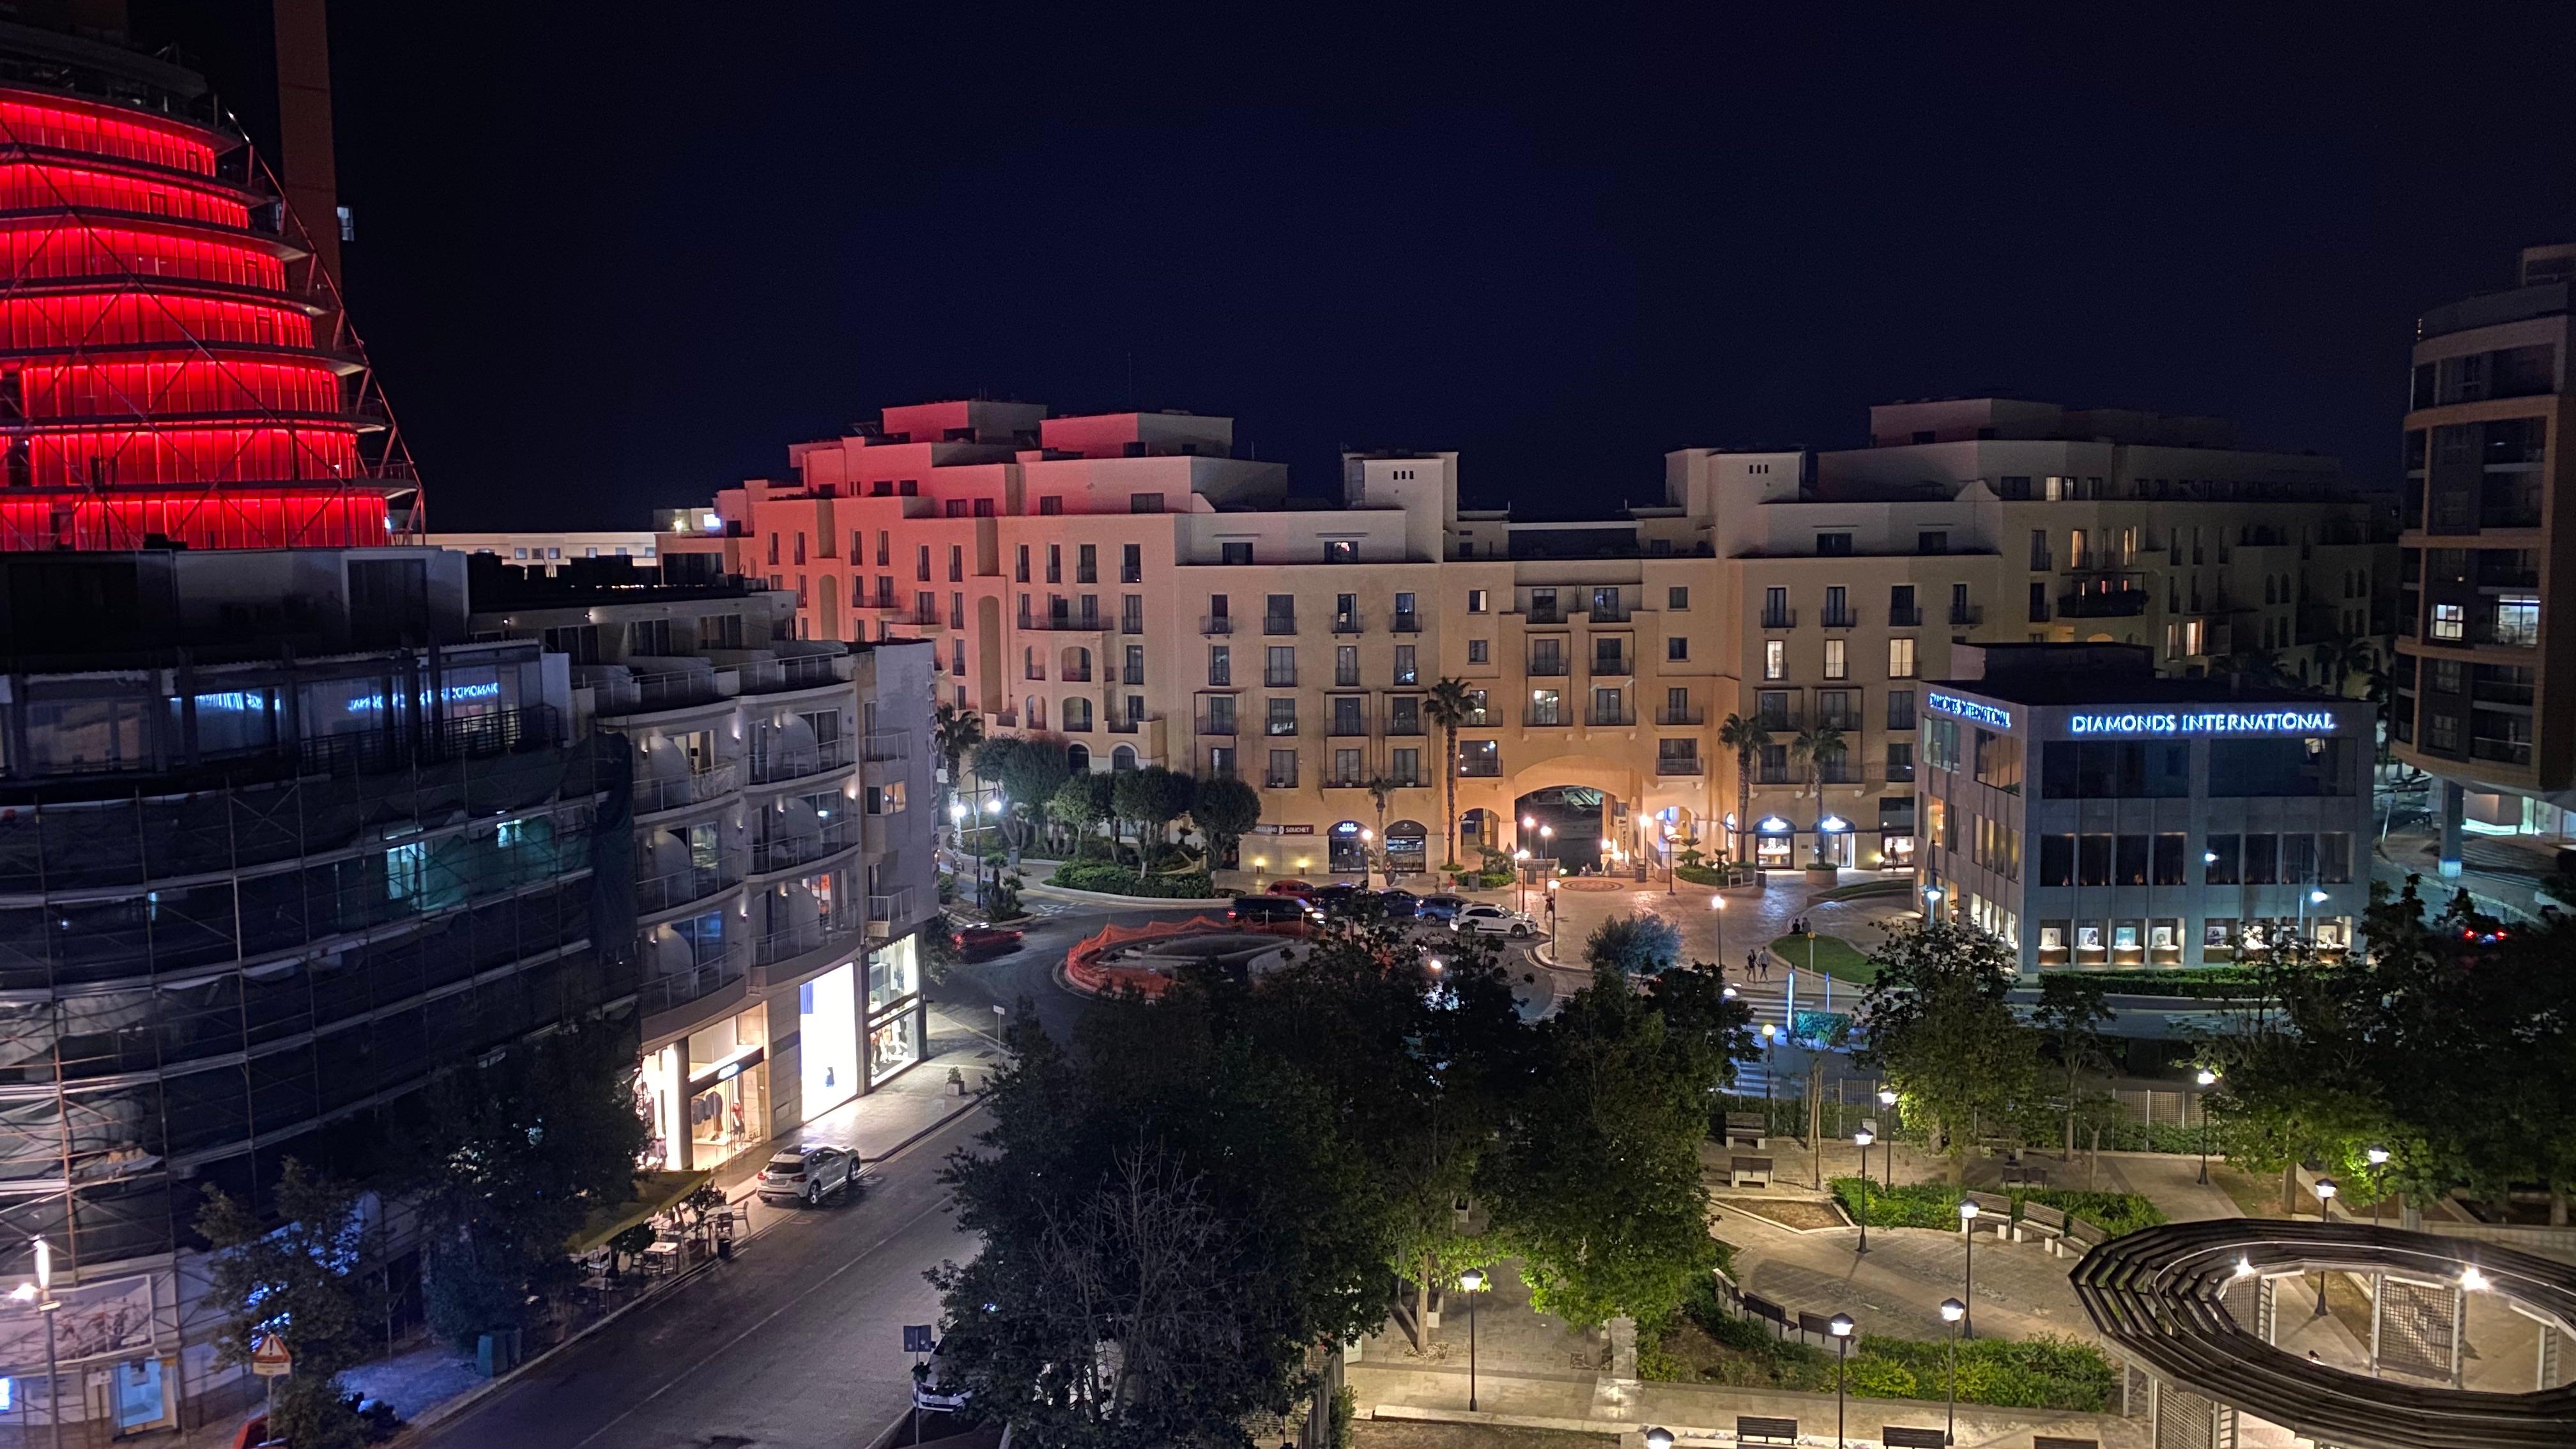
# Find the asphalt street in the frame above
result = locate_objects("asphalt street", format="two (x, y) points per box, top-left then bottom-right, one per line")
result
(414, 1105), (987, 1449)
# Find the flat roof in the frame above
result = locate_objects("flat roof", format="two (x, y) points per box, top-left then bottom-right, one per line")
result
(1928, 673), (2344, 708)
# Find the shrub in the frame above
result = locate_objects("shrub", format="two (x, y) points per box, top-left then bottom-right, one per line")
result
(1832, 1177), (1963, 1229)
(1675, 862), (1728, 887)
(1839, 1357), (1921, 1399)
(2021, 1189), (2164, 1238)
(1046, 862), (1216, 898)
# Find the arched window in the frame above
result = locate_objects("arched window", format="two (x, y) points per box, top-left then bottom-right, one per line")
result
(1384, 819), (1428, 876)
(1025, 696), (1045, 730)
(1067, 743), (1091, 772)
(1064, 698), (1093, 732)
(1111, 744), (1138, 772)
(1063, 646), (1092, 682)
(1023, 645), (1041, 680)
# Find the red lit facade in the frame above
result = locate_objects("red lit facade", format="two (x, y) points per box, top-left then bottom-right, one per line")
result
(0, 89), (412, 551)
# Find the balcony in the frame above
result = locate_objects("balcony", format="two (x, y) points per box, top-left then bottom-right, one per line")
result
(746, 736), (854, 785)
(1820, 607), (1859, 629)
(1522, 710), (1571, 728)
(752, 819), (850, 874)
(1324, 774), (1367, 789)
(739, 653), (852, 693)
(1657, 706), (1705, 726)
(595, 670), (727, 716)
(1889, 604), (1924, 627)
(1027, 613), (1107, 632)
(1819, 761), (1863, 785)
(638, 946), (749, 1016)
(1528, 606), (1565, 625)
(1528, 658), (1570, 677)
(1587, 707), (1636, 727)
(2470, 738), (2534, 767)
(1264, 670), (1298, 689)
(1327, 717), (1370, 737)
(1107, 713), (1160, 736)
(1196, 714), (1238, 737)
(1754, 707), (1802, 732)
(1586, 606), (1633, 625)
(1392, 611), (1422, 633)
(1758, 765), (1795, 785)
(1761, 608), (1797, 629)
(753, 910), (863, 970)
(1264, 614), (1298, 636)
(1591, 655), (1632, 678)
(1332, 611), (1365, 634)
(1120, 617), (1146, 636)
(1266, 718), (1300, 737)
(1656, 756), (1704, 776)
(1200, 615), (1235, 634)
(1264, 770), (1298, 788)
(633, 762), (740, 815)
(1384, 718), (1425, 737)
(639, 863), (742, 916)
(866, 889), (919, 937)
(1062, 666), (1094, 683)
(1457, 756), (1502, 778)
(862, 730), (910, 762)
(2057, 586), (2150, 618)
(1949, 604), (1982, 625)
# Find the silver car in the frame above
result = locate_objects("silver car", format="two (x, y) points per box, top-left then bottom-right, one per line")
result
(755, 1144), (857, 1205)
(1451, 903), (1537, 937)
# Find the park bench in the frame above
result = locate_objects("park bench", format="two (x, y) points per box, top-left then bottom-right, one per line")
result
(1881, 1428), (1948, 1449)
(1735, 1416), (1798, 1445)
(1728, 1155), (1774, 1188)
(1723, 1111), (1770, 1149)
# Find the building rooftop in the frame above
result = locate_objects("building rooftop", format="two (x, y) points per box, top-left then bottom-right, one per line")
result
(1933, 643), (2343, 708)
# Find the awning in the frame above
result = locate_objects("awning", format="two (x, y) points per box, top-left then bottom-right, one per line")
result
(566, 1169), (709, 1255)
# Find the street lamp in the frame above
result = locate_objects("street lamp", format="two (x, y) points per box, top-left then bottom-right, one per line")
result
(2313, 1177), (2339, 1316)
(1643, 1430), (1673, 1449)
(1939, 1298), (1966, 1446)
(1456, 1268), (1485, 1411)
(1853, 1130), (1874, 1255)
(2195, 1068), (2219, 1184)
(1513, 848), (1532, 912)
(1710, 892), (1726, 972)
(1828, 1312), (1855, 1448)
(1877, 1087), (1898, 1191)
(1545, 876), (1560, 953)
(18, 1237), (60, 1449)
(2366, 1145), (2391, 1225)
(1958, 1200), (1981, 1338)
(1760, 1023), (1778, 1107)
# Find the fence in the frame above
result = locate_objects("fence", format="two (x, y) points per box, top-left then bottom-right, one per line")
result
(1064, 914), (1313, 997)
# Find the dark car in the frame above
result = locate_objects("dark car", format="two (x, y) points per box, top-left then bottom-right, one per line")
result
(1266, 878), (1319, 899)
(1230, 894), (1315, 924)
(1376, 889), (1420, 920)
(1312, 884), (1366, 917)
(1416, 893), (1468, 923)
(953, 924), (1024, 961)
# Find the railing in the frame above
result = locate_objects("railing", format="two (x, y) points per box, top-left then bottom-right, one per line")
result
(1264, 614), (1297, 635)
(1327, 716), (1369, 737)
(595, 671), (725, 715)
(638, 863), (742, 915)
(1121, 617), (1145, 636)
(1593, 655), (1632, 677)
(1264, 670), (1298, 688)
(632, 762), (740, 815)
(746, 736), (854, 785)
(1950, 604), (1982, 625)
(1820, 608), (1858, 628)
(2470, 738), (2534, 767)
(1755, 707), (1803, 732)
(1758, 765), (1795, 785)
(1324, 774), (1366, 789)
(1028, 613), (1105, 632)
(1196, 715), (1238, 736)
(1657, 756), (1703, 775)
(1819, 761), (1863, 784)
(1587, 607), (1632, 624)
(1062, 666), (1094, 682)
(1527, 606), (1564, 624)
(1761, 609), (1796, 629)
(1522, 710), (1570, 728)
(1456, 757), (1502, 778)
(866, 889), (919, 936)
(900, 610), (941, 628)
(2031, 551), (2054, 571)
(1200, 615), (1235, 634)
(1332, 612), (1364, 634)
(1392, 611), (1421, 633)
(1384, 719), (1424, 736)
(638, 946), (749, 1016)
(1657, 706), (1705, 726)
(1528, 659), (1570, 677)
(753, 819), (850, 873)
(1587, 707), (1635, 727)
(1889, 604), (1924, 627)
(862, 730), (910, 762)
(2058, 588), (2150, 618)
(1266, 718), (1299, 737)
(740, 654), (849, 693)
(754, 911), (864, 968)
(1264, 771), (1298, 788)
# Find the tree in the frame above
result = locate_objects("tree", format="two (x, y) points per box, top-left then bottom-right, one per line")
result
(1789, 723), (1847, 858)
(1425, 678), (1477, 869)
(404, 1023), (650, 1347)
(933, 700), (985, 814)
(1484, 968), (1721, 1333)
(1114, 766), (1197, 871)
(1190, 775), (1262, 870)
(197, 1161), (381, 1449)
(1583, 912), (1685, 978)
(2032, 974), (2115, 1157)
(1853, 921), (2042, 1181)
(974, 736), (1071, 853)
(1364, 776), (1402, 887)
(1716, 714), (1771, 866)
(1049, 773), (1115, 860)
(2310, 632), (2377, 699)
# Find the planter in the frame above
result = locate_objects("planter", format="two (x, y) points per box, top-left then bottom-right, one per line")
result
(1804, 864), (1841, 884)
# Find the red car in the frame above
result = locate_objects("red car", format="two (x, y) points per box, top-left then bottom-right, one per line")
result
(1267, 878), (1318, 900)
(953, 924), (1024, 962)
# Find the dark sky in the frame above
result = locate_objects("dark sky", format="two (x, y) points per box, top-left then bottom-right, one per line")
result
(134, 3), (2576, 526)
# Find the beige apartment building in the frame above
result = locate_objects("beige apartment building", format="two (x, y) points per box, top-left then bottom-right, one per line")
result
(659, 397), (2388, 878)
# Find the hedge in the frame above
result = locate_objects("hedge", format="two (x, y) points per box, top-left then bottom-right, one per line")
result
(1827, 1178), (2163, 1239)
(1675, 863), (1728, 887)
(1667, 1284), (2116, 1410)
(1046, 862), (1218, 898)
(2035, 967), (2271, 1000)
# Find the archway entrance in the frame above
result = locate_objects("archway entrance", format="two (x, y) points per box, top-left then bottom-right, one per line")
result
(1384, 820), (1427, 880)
(1459, 808), (1502, 860)
(1327, 820), (1366, 875)
(1513, 786), (1609, 874)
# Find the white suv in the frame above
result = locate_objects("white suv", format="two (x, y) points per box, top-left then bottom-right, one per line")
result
(1451, 903), (1537, 937)
(755, 1144), (857, 1205)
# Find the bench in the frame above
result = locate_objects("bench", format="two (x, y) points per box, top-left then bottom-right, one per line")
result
(1735, 1416), (1798, 1446)
(1729, 1155), (1774, 1188)
(1723, 1112), (1770, 1149)
(1882, 1429), (1949, 1449)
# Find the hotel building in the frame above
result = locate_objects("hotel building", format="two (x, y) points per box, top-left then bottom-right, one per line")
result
(661, 397), (2388, 881)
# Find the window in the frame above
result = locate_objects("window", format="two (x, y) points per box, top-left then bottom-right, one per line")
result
(2154, 834), (2186, 885)
(1668, 586), (1688, 610)
(1468, 588), (1488, 613)
(1333, 701), (1365, 740)
(1046, 544), (1062, 583)
(1763, 586), (1790, 627)
(1763, 640), (1786, 680)
(1389, 696), (1421, 733)
(2242, 833), (2278, 884)
(2028, 530), (2050, 569)
(1206, 696), (1236, 734)
(1078, 544), (1098, 584)
(1885, 741), (1913, 781)
(2078, 834), (2112, 886)
(2431, 602), (2465, 641)
(1121, 594), (1144, 634)
(1817, 532), (1853, 555)
(1266, 749), (1298, 788)
(1266, 647), (1297, 687)
(1122, 544), (1142, 582)
(1208, 746), (1236, 778)
(1887, 638), (1915, 678)
(1890, 584), (1917, 624)
(2039, 834), (2075, 887)
(1063, 698), (1092, 732)
(2028, 581), (2050, 623)
(1015, 544), (1030, 583)
(1130, 493), (1163, 514)
(1222, 542), (1252, 565)
(948, 544), (963, 582)
(1324, 540), (1358, 564)
(876, 531), (890, 566)
(1972, 730), (2022, 792)
(1265, 594), (1296, 632)
(944, 500), (967, 519)
(1823, 638), (1846, 679)
(1917, 531), (1947, 554)
(1266, 698), (1299, 735)
(1335, 646), (1360, 687)
(1394, 645), (1418, 684)
(1886, 689), (1915, 730)
(1468, 639), (1489, 663)
(2205, 834), (2240, 884)
(1756, 690), (1793, 730)
(2115, 834), (2149, 885)
(1667, 636), (1688, 661)
(1039, 496), (1063, 516)
(1529, 689), (1563, 726)
(917, 544), (932, 582)
(1391, 748), (1422, 786)
(1124, 645), (1146, 686)
(2495, 594), (2539, 646)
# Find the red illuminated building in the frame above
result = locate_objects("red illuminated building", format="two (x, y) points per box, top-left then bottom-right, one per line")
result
(0, 33), (413, 552)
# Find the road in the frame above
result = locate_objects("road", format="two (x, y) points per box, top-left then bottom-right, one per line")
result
(415, 1106), (986, 1449)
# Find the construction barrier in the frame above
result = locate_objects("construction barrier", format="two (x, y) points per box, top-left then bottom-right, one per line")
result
(1062, 914), (1313, 997)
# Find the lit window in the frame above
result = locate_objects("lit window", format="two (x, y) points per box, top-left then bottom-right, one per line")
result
(1823, 639), (1846, 680)
(2430, 602), (2465, 641)
(1763, 640), (1786, 681)
(1467, 589), (1488, 613)
(1887, 638), (1915, 678)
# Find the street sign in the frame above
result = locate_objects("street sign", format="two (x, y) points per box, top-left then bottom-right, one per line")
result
(902, 1324), (934, 1354)
(250, 1335), (291, 1377)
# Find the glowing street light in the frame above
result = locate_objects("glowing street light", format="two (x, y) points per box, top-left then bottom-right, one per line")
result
(1829, 1313), (1856, 1446)
(2313, 1177), (2339, 1316)
(1938, 1299), (1966, 1444)
(1456, 1268), (1486, 1410)
(2195, 1068), (2218, 1183)
(1958, 1200), (1981, 1338)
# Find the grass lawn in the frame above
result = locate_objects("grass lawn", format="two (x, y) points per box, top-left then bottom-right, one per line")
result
(1769, 932), (1878, 983)
(1811, 877), (1916, 904)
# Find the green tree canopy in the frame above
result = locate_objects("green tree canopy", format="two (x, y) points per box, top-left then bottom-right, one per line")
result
(1113, 765), (1197, 868)
(197, 1160), (381, 1449)
(1188, 775), (1262, 866)
(1584, 912), (1686, 977)
(1855, 921), (2043, 1180)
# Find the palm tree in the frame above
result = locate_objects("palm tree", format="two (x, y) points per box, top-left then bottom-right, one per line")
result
(932, 701), (985, 822)
(1716, 713), (1772, 868)
(1425, 677), (1478, 871)
(1790, 723), (1848, 864)
(2210, 647), (2292, 689)
(2310, 632), (2377, 698)
(1365, 776), (1400, 888)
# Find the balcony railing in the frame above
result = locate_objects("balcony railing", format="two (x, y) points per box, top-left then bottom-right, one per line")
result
(2057, 588), (2150, 619)
(753, 820), (849, 874)
(595, 671), (726, 715)
(1656, 756), (1703, 776)
(1266, 718), (1299, 737)
(1384, 719), (1425, 736)
(1264, 771), (1298, 788)
(1264, 670), (1298, 688)
(1121, 617), (1145, 636)
(1324, 774), (1366, 789)
(746, 736), (854, 785)
(1820, 608), (1859, 629)
(639, 863), (742, 915)
(1761, 608), (1796, 629)
(1201, 615), (1235, 634)
(1522, 710), (1570, 728)
(1456, 756), (1502, 778)
(1587, 707), (1635, 727)
(1889, 604), (1924, 627)
(2470, 738), (2534, 767)
(862, 730), (910, 762)
(1392, 611), (1422, 633)
(866, 889), (919, 937)
(1527, 606), (1564, 625)
(1657, 706), (1705, 726)
(1528, 659), (1570, 677)
(1264, 614), (1297, 635)
(1950, 604), (1983, 625)
(1332, 611), (1365, 634)
(1592, 655), (1632, 677)
(1028, 613), (1106, 632)
(1327, 716), (1369, 737)
(739, 654), (850, 694)
(1197, 714), (1238, 737)
(632, 762), (740, 815)
(755, 910), (863, 968)
(638, 946), (749, 1016)
(1062, 666), (1094, 682)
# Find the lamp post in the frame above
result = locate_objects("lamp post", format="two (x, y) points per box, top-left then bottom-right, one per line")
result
(2366, 1145), (2391, 1225)
(1545, 877), (1560, 954)
(2195, 1068), (2218, 1184)
(1853, 1130), (1874, 1254)
(1958, 1200), (1980, 1338)
(1760, 1023), (1778, 1107)
(1521, 813), (1537, 853)
(17, 1237), (62, 1449)
(1663, 820), (1676, 896)
(2313, 1177), (2338, 1316)
(1710, 893), (1726, 974)
(1361, 827), (1377, 889)
(1457, 1268), (1484, 1411)
(1876, 1087), (1897, 1190)
(1939, 1298), (1966, 1446)
(1513, 849), (1531, 912)
(1829, 1312), (1855, 1448)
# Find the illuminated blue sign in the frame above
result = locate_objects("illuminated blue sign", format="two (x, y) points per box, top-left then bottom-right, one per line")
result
(347, 680), (502, 712)
(1926, 691), (2012, 730)
(2066, 709), (2340, 737)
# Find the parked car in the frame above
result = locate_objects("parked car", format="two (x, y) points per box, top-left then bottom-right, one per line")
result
(912, 1340), (969, 1412)
(1376, 889), (1420, 919)
(1266, 878), (1319, 899)
(1311, 884), (1367, 917)
(755, 1144), (859, 1206)
(1452, 903), (1537, 937)
(1230, 894), (1317, 924)
(1416, 893), (1468, 923)
(953, 924), (1024, 961)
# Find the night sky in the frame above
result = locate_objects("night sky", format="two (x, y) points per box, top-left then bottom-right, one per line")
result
(134, 3), (2576, 526)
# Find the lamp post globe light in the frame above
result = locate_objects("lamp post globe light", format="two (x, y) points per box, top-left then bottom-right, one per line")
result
(1939, 1298), (1966, 1447)
(2313, 1177), (2339, 1315)
(1644, 1430), (1674, 1449)
(2194, 1068), (2219, 1184)
(1513, 848), (1531, 911)
(1456, 1268), (1485, 1411)
(1958, 1200), (1981, 1338)
(2367, 1144), (2391, 1225)
(1853, 1130), (1875, 1254)
(1828, 1312), (1855, 1448)
(1876, 1087), (1898, 1190)
(1760, 1023), (1779, 1107)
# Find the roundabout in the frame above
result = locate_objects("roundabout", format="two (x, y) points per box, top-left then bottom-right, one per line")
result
(2071, 1218), (2576, 1448)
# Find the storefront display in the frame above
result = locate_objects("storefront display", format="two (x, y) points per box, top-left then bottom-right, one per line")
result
(639, 1007), (769, 1172)
(868, 1009), (919, 1084)
(800, 961), (859, 1119)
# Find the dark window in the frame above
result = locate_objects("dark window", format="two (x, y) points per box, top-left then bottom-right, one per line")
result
(2078, 834), (2112, 886)
(1817, 532), (1853, 555)
(2039, 834), (2075, 887)
(2205, 834), (2239, 885)
(2242, 833), (2279, 884)
(2115, 834), (2149, 886)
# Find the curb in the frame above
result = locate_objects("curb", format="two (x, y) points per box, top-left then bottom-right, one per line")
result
(388, 1093), (996, 1445)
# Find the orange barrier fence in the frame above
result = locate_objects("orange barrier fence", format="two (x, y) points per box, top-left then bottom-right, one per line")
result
(1062, 914), (1312, 997)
